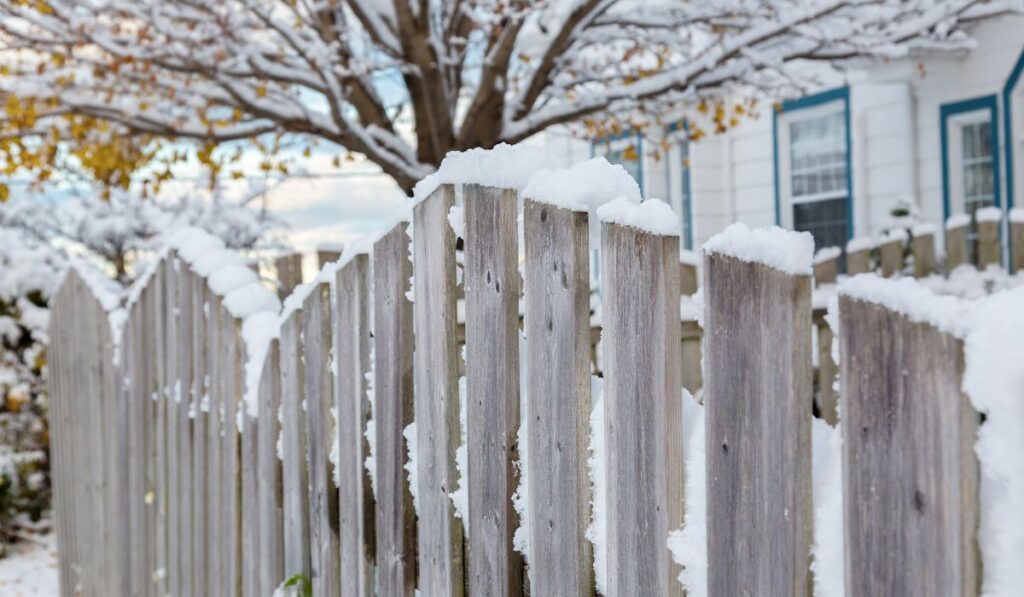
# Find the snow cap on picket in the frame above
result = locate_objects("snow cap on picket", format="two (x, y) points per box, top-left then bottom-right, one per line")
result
(223, 281), (281, 320)
(837, 274), (971, 338)
(207, 264), (258, 296)
(412, 143), (551, 203)
(522, 157), (641, 212)
(596, 197), (679, 236)
(946, 213), (972, 230)
(846, 236), (876, 253)
(703, 223), (814, 275)
(976, 206), (1002, 223)
(813, 246), (842, 265)
(168, 226), (226, 264)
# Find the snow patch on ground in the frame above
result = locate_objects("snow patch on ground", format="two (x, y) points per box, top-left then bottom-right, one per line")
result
(0, 532), (59, 596)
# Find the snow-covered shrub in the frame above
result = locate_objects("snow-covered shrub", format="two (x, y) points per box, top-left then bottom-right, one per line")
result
(0, 227), (63, 546)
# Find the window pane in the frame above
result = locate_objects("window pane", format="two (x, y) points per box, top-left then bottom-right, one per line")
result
(961, 121), (994, 206)
(794, 197), (849, 257)
(789, 110), (847, 201)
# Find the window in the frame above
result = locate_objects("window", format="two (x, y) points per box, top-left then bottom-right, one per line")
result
(960, 121), (995, 262)
(787, 109), (850, 252)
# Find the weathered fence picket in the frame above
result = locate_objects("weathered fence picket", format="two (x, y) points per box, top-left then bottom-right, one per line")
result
(411, 184), (465, 597)
(275, 253), (304, 299)
(1012, 218), (1024, 272)
(947, 221), (968, 270)
(280, 310), (312, 580)
(302, 281), (342, 595)
(839, 293), (980, 595)
(335, 255), (375, 596)
(257, 338), (286, 593)
(602, 219), (683, 597)
(977, 215), (1001, 268)
(704, 250), (812, 596)
(373, 223), (417, 595)
(912, 230), (936, 277)
(191, 270), (211, 597)
(464, 184), (525, 596)
(522, 199), (594, 595)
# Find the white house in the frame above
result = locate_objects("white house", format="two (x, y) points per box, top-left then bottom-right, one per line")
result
(571, 15), (1024, 262)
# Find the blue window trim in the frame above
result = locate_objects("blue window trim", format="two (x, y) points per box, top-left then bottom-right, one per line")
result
(590, 130), (644, 196)
(771, 86), (853, 241)
(668, 120), (695, 249)
(1004, 45), (1023, 271)
(939, 94), (1001, 223)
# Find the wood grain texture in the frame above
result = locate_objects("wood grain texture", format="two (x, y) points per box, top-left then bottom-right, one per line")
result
(191, 274), (211, 596)
(522, 200), (593, 596)
(206, 294), (225, 596)
(280, 311), (312, 579)
(703, 253), (812, 597)
(302, 283), (342, 596)
(335, 255), (376, 597)
(878, 239), (903, 277)
(258, 339), (286, 592)
(680, 261), (698, 295)
(839, 296), (980, 596)
(946, 226), (967, 271)
(464, 184), (524, 597)
(241, 393), (260, 596)
(601, 222), (683, 597)
(373, 223), (418, 596)
(222, 310), (245, 597)
(411, 184), (465, 597)
(912, 232), (935, 277)
(1012, 221), (1024, 273)
(977, 219), (1000, 268)
(175, 261), (194, 595)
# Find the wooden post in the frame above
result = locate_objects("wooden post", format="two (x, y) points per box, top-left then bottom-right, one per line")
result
(175, 259), (194, 595)
(839, 295), (980, 595)
(302, 282), (342, 596)
(912, 231), (936, 278)
(152, 263), (169, 597)
(946, 223), (968, 272)
(522, 199), (594, 595)
(843, 238), (876, 276)
(205, 294), (224, 596)
(191, 272), (211, 596)
(164, 258), (181, 597)
(280, 311), (311, 579)
(680, 258), (698, 295)
(242, 388), (260, 596)
(813, 249), (839, 285)
(412, 184), (465, 597)
(878, 236), (904, 277)
(275, 253), (304, 299)
(977, 216), (1001, 268)
(680, 321), (703, 395)
(336, 255), (376, 597)
(703, 252), (812, 597)
(816, 322), (839, 426)
(318, 246), (344, 268)
(373, 223), (417, 596)
(222, 304), (246, 597)
(463, 184), (524, 596)
(1012, 218), (1024, 273)
(257, 339), (286, 593)
(601, 219), (683, 597)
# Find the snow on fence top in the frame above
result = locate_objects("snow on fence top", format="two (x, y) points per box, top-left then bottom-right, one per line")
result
(702, 223), (814, 275)
(1011, 207), (1024, 224)
(846, 235), (875, 253)
(976, 206), (1002, 223)
(911, 222), (936, 237)
(946, 213), (972, 230)
(412, 143), (551, 203)
(837, 274), (971, 338)
(167, 226), (282, 421)
(813, 246), (841, 265)
(884, 227), (908, 243)
(596, 197), (679, 236)
(521, 157), (641, 212)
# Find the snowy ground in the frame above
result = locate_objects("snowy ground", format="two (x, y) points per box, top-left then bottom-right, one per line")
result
(0, 533), (59, 596)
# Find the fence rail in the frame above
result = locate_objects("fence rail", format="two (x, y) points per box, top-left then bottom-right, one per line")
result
(48, 186), (1016, 596)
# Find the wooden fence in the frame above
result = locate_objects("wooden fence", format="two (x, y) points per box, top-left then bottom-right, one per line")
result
(48, 186), (1007, 596)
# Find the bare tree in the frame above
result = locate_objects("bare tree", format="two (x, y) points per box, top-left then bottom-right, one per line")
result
(0, 0), (1016, 194)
